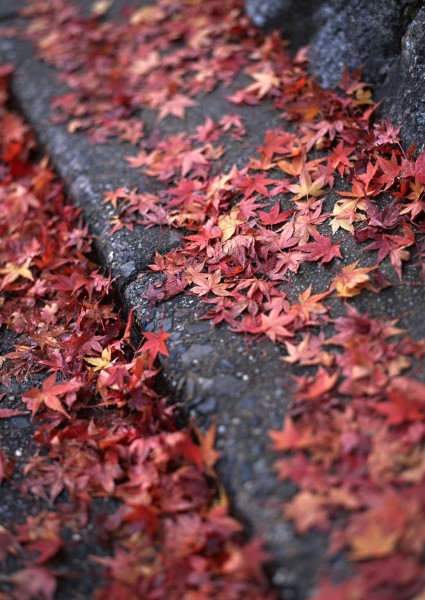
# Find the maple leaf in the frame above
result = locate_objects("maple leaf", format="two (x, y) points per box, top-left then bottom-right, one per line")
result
(84, 347), (114, 372)
(157, 94), (198, 121)
(349, 520), (400, 561)
(190, 270), (233, 297)
(298, 231), (342, 264)
(376, 153), (401, 190)
(180, 145), (210, 177)
(330, 198), (366, 233)
(223, 234), (255, 267)
(328, 141), (355, 176)
(139, 329), (170, 367)
(102, 186), (131, 210)
(258, 203), (293, 226)
(194, 116), (219, 143)
(0, 258), (34, 289)
(278, 154), (305, 176)
(257, 129), (300, 161)
(219, 113), (245, 137)
(402, 149), (425, 184)
(363, 224), (414, 279)
(364, 198), (400, 230)
(2, 567), (57, 600)
(284, 491), (329, 533)
(0, 408), (29, 418)
(290, 285), (329, 323)
(259, 306), (294, 342)
(356, 161), (379, 194)
(269, 416), (314, 451)
(217, 206), (244, 241)
(191, 421), (221, 475)
(294, 368), (338, 400)
(234, 172), (277, 198)
(330, 261), (376, 298)
(244, 69), (280, 98)
(288, 169), (326, 201)
(22, 375), (82, 418)
(374, 388), (423, 425)
(283, 333), (333, 367)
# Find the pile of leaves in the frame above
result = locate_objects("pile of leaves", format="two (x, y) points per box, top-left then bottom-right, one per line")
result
(2, 0), (425, 598)
(0, 67), (274, 599)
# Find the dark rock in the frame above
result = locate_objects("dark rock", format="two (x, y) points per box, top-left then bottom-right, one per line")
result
(380, 7), (425, 152)
(161, 317), (173, 332)
(180, 344), (214, 366)
(235, 396), (256, 411)
(119, 261), (137, 278)
(10, 416), (30, 429)
(212, 374), (244, 396)
(196, 396), (218, 415)
(310, 0), (402, 89)
(245, 0), (327, 46)
(244, 0), (425, 150)
(0, 0), (24, 19)
(188, 321), (211, 334)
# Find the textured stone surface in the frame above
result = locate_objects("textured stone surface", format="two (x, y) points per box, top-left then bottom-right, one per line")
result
(309, 0), (402, 88)
(245, 0), (327, 46)
(381, 7), (425, 151)
(245, 0), (425, 151)
(0, 0), (24, 20)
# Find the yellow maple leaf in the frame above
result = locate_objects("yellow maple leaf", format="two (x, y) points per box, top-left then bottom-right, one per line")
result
(91, 0), (113, 16)
(288, 169), (326, 201)
(217, 206), (243, 241)
(330, 198), (366, 233)
(84, 347), (113, 372)
(0, 259), (34, 290)
(129, 5), (166, 25)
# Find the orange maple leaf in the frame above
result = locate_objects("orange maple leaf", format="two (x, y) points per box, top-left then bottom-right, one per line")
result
(330, 261), (376, 298)
(349, 520), (400, 561)
(269, 416), (314, 451)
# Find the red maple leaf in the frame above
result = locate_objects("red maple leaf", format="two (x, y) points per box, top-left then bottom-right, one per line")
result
(298, 231), (342, 264)
(402, 149), (425, 184)
(258, 203), (293, 226)
(376, 153), (401, 190)
(139, 329), (170, 367)
(22, 375), (82, 418)
(190, 270), (233, 297)
(234, 172), (278, 198)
